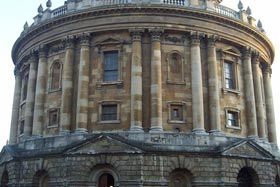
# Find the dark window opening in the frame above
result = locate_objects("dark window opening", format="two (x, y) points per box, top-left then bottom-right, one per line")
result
(20, 121), (24, 135)
(224, 61), (235, 89)
(171, 105), (183, 121)
(50, 62), (61, 91)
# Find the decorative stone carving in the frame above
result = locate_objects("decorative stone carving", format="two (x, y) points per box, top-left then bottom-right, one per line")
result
(46, 0), (52, 8)
(38, 4), (44, 14)
(238, 0), (243, 11)
(38, 44), (48, 58)
(63, 35), (75, 49)
(78, 32), (91, 45)
(164, 34), (186, 44)
(149, 28), (164, 41)
(129, 28), (144, 41)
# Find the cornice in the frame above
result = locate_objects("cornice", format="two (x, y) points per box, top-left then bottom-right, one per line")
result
(12, 5), (274, 63)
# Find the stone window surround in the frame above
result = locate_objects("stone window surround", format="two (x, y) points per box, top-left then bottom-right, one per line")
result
(48, 60), (62, 93)
(225, 107), (241, 130)
(221, 49), (241, 95)
(20, 67), (29, 102)
(97, 45), (123, 87)
(97, 100), (121, 124)
(47, 108), (60, 128)
(166, 50), (185, 85)
(167, 101), (187, 124)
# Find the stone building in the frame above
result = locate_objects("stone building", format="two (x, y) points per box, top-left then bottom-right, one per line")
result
(0, 0), (280, 186)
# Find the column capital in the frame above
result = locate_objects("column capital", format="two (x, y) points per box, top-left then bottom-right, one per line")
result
(190, 31), (203, 46)
(207, 34), (219, 47)
(262, 64), (272, 75)
(27, 49), (38, 64)
(13, 67), (21, 77)
(38, 44), (49, 58)
(129, 28), (145, 41)
(251, 51), (260, 65)
(242, 46), (252, 59)
(149, 28), (164, 41)
(78, 32), (91, 46)
(63, 35), (75, 49)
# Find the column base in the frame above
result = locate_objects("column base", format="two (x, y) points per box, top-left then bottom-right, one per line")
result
(209, 129), (223, 135)
(75, 128), (88, 134)
(248, 135), (258, 140)
(60, 130), (71, 135)
(130, 126), (144, 132)
(149, 126), (163, 133)
(192, 128), (207, 135)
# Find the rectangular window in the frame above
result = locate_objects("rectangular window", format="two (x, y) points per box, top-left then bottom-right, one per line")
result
(171, 105), (183, 121)
(225, 108), (240, 129)
(19, 120), (24, 135)
(22, 73), (29, 101)
(224, 61), (235, 89)
(48, 109), (59, 127)
(102, 104), (118, 121)
(104, 51), (118, 82)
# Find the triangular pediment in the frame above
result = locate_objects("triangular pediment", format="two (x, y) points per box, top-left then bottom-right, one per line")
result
(96, 37), (123, 45)
(66, 135), (143, 155)
(221, 140), (273, 160)
(0, 147), (13, 165)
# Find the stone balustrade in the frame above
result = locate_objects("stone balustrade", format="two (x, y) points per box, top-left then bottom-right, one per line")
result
(22, 0), (264, 34)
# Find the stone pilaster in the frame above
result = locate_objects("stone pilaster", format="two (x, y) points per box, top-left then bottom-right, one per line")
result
(24, 51), (38, 137)
(207, 35), (221, 134)
(32, 45), (48, 136)
(252, 52), (266, 139)
(75, 33), (90, 133)
(130, 29), (144, 132)
(263, 65), (277, 143)
(9, 69), (22, 144)
(60, 36), (75, 134)
(190, 32), (205, 134)
(149, 28), (163, 132)
(242, 47), (258, 138)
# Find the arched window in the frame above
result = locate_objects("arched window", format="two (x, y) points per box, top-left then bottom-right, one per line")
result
(1, 170), (9, 187)
(32, 170), (50, 187)
(98, 173), (114, 187)
(50, 61), (62, 91)
(167, 51), (185, 84)
(169, 169), (193, 187)
(237, 167), (259, 187)
(276, 175), (280, 187)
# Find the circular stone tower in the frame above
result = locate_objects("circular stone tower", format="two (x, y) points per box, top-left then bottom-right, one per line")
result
(1, 0), (279, 186)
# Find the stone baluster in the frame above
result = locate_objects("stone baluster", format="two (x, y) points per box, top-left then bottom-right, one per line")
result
(32, 45), (48, 136)
(242, 47), (258, 138)
(190, 32), (205, 134)
(60, 36), (75, 134)
(24, 51), (38, 137)
(149, 28), (163, 132)
(263, 65), (277, 144)
(75, 33), (90, 133)
(207, 35), (221, 134)
(9, 69), (22, 144)
(251, 52), (266, 139)
(130, 29), (144, 132)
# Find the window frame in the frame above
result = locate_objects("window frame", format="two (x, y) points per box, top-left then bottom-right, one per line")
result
(47, 108), (60, 128)
(166, 51), (185, 85)
(49, 61), (62, 93)
(221, 49), (241, 95)
(167, 101), (186, 124)
(103, 51), (119, 82)
(225, 108), (241, 129)
(98, 101), (121, 124)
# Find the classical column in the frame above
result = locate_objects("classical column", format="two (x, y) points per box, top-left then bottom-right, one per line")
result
(242, 47), (258, 138)
(60, 36), (75, 134)
(24, 52), (38, 136)
(207, 35), (221, 134)
(190, 32), (205, 134)
(252, 52), (266, 139)
(149, 28), (163, 132)
(9, 69), (22, 144)
(130, 29), (144, 132)
(75, 33), (90, 133)
(32, 45), (48, 136)
(263, 65), (277, 143)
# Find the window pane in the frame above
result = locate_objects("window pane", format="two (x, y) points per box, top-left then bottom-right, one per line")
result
(224, 61), (235, 89)
(104, 52), (118, 82)
(102, 104), (117, 121)
(228, 111), (238, 127)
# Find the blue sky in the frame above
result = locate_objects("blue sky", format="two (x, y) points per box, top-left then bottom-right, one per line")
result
(0, 0), (279, 147)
